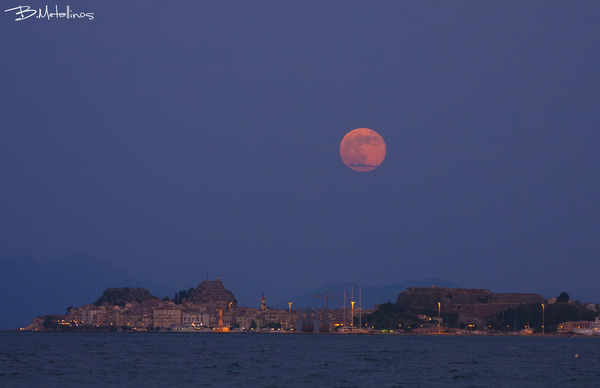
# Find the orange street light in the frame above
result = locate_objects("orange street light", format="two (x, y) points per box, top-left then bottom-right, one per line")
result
(438, 302), (441, 333)
(542, 303), (545, 335)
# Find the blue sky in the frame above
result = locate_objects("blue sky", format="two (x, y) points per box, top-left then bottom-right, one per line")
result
(1, 1), (599, 303)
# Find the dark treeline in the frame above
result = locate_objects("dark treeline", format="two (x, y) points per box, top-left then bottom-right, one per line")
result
(365, 302), (460, 331)
(173, 288), (194, 304)
(487, 301), (596, 333)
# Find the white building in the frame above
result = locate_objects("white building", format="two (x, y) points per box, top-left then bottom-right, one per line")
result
(182, 312), (210, 326)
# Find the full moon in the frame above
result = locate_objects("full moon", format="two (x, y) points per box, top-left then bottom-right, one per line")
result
(339, 128), (386, 172)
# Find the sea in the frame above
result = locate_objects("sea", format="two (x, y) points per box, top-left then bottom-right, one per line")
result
(1, 332), (599, 387)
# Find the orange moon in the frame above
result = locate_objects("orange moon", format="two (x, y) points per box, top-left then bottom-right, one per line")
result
(339, 128), (386, 172)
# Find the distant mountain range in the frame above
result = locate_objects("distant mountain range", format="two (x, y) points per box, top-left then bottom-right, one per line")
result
(0, 255), (172, 331)
(271, 279), (460, 310)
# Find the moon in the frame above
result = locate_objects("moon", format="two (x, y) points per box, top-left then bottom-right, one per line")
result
(339, 128), (386, 172)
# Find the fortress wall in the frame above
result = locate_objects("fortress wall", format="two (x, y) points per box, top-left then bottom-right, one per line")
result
(397, 288), (449, 309)
(445, 289), (491, 305)
(396, 288), (544, 316)
(397, 287), (492, 308)
(490, 293), (543, 304)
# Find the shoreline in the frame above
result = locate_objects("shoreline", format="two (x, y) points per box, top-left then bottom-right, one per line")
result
(5, 329), (598, 338)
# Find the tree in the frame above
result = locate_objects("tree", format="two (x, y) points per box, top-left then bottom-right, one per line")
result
(172, 288), (193, 304)
(66, 306), (73, 315)
(43, 317), (52, 328)
(365, 302), (431, 330)
(557, 292), (570, 303)
(250, 320), (257, 329)
(485, 301), (593, 334)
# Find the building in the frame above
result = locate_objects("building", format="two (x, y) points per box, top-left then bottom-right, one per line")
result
(558, 321), (594, 334)
(182, 312), (210, 326)
(82, 309), (106, 326)
(123, 313), (143, 328)
(152, 308), (182, 328)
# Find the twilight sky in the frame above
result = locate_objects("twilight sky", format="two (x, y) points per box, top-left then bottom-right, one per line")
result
(1, 1), (599, 303)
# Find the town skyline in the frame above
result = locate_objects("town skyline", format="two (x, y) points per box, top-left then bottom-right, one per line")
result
(4, 252), (597, 331)
(5, 258), (597, 330)
(16, 277), (599, 336)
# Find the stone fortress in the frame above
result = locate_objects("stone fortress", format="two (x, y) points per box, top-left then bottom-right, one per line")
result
(396, 287), (543, 327)
(187, 279), (237, 307)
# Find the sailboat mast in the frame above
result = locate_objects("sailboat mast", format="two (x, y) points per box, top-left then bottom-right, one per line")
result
(359, 287), (362, 330)
(343, 289), (346, 328)
(351, 286), (354, 331)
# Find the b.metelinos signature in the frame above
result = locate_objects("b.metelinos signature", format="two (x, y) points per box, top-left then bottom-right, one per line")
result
(4, 5), (94, 21)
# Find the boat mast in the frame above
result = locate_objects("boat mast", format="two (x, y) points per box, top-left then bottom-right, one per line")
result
(359, 287), (362, 331)
(343, 289), (346, 328)
(351, 286), (354, 331)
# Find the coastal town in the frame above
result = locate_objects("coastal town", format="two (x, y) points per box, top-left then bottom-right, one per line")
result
(19, 278), (600, 336)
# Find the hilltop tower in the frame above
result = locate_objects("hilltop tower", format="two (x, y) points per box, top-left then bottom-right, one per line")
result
(261, 294), (267, 311)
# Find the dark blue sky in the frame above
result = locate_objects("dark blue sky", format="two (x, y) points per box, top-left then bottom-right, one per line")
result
(1, 1), (599, 303)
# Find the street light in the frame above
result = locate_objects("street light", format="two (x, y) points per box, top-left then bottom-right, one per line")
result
(438, 302), (441, 334)
(351, 301), (355, 331)
(288, 302), (292, 330)
(542, 303), (545, 335)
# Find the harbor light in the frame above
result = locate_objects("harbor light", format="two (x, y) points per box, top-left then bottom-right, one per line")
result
(542, 303), (545, 335)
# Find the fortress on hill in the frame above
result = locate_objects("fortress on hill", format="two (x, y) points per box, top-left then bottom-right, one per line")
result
(187, 278), (237, 307)
(396, 287), (543, 326)
(397, 287), (543, 308)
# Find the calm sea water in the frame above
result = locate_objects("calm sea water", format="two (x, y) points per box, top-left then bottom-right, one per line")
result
(1, 332), (599, 387)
